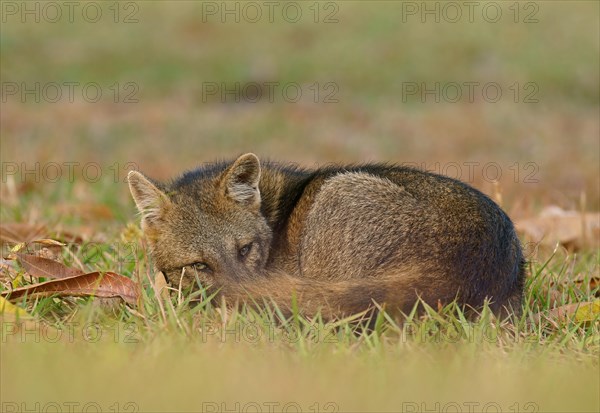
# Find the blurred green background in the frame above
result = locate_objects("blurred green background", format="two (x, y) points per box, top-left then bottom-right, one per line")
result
(1, 0), (599, 221)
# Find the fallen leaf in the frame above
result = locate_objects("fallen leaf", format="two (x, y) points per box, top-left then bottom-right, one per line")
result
(0, 223), (47, 244)
(575, 300), (600, 322)
(571, 273), (600, 295)
(31, 239), (66, 247)
(533, 300), (600, 324)
(0, 296), (33, 319)
(534, 273), (600, 308)
(16, 253), (84, 279)
(1, 271), (139, 305)
(516, 206), (600, 250)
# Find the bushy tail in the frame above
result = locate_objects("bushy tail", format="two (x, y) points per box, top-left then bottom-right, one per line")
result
(207, 264), (525, 321)
(210, 270), (451, 321)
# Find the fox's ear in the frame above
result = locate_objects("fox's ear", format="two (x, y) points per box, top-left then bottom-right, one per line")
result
(223, 153), (261, 209)
(127, 171), (171, 225)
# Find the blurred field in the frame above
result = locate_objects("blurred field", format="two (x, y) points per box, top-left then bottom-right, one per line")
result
(2, 1), (599, 215)
(3, 339), (598, 412)
(1, 1), (599, 412)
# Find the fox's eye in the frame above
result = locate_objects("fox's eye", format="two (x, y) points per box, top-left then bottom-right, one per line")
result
(189, 262), (210, 272)
(239, 243), (252, 258)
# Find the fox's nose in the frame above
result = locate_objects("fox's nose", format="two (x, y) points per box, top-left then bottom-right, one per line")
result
(221, 259), (251, 281)
(229, 267), (253, 280)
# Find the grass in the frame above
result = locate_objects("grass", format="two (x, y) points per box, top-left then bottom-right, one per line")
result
(1, 1), (599, 412)
(1, 226), (599, 411)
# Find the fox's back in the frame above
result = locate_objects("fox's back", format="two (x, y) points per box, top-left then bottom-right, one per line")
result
(270, 164), (524, 313)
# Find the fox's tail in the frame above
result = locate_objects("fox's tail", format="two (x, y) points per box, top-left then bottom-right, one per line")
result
(207, 270), (458, 321)
(205, 261), (525, 321)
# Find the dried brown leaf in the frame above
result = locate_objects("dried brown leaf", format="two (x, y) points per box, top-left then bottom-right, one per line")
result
(1, 271), (139, 305)
(16, 253), (84, 279)
(571, 273), (600, 295)
(31, 239), (66, 247)
(516, 206), (600, 250)
(532, 300), (600, 324)
(0, 223), (47, 244)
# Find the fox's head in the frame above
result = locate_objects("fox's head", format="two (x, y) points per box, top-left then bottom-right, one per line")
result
(127, 153), (272, 291)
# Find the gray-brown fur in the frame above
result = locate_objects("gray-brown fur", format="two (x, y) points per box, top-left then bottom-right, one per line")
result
(128, 153), (525, 319)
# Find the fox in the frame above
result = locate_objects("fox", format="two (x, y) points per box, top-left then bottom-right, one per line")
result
(127, 153), (525, 320)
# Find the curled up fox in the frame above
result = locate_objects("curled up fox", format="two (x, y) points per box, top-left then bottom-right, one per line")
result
(128, 154), (525, 319)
